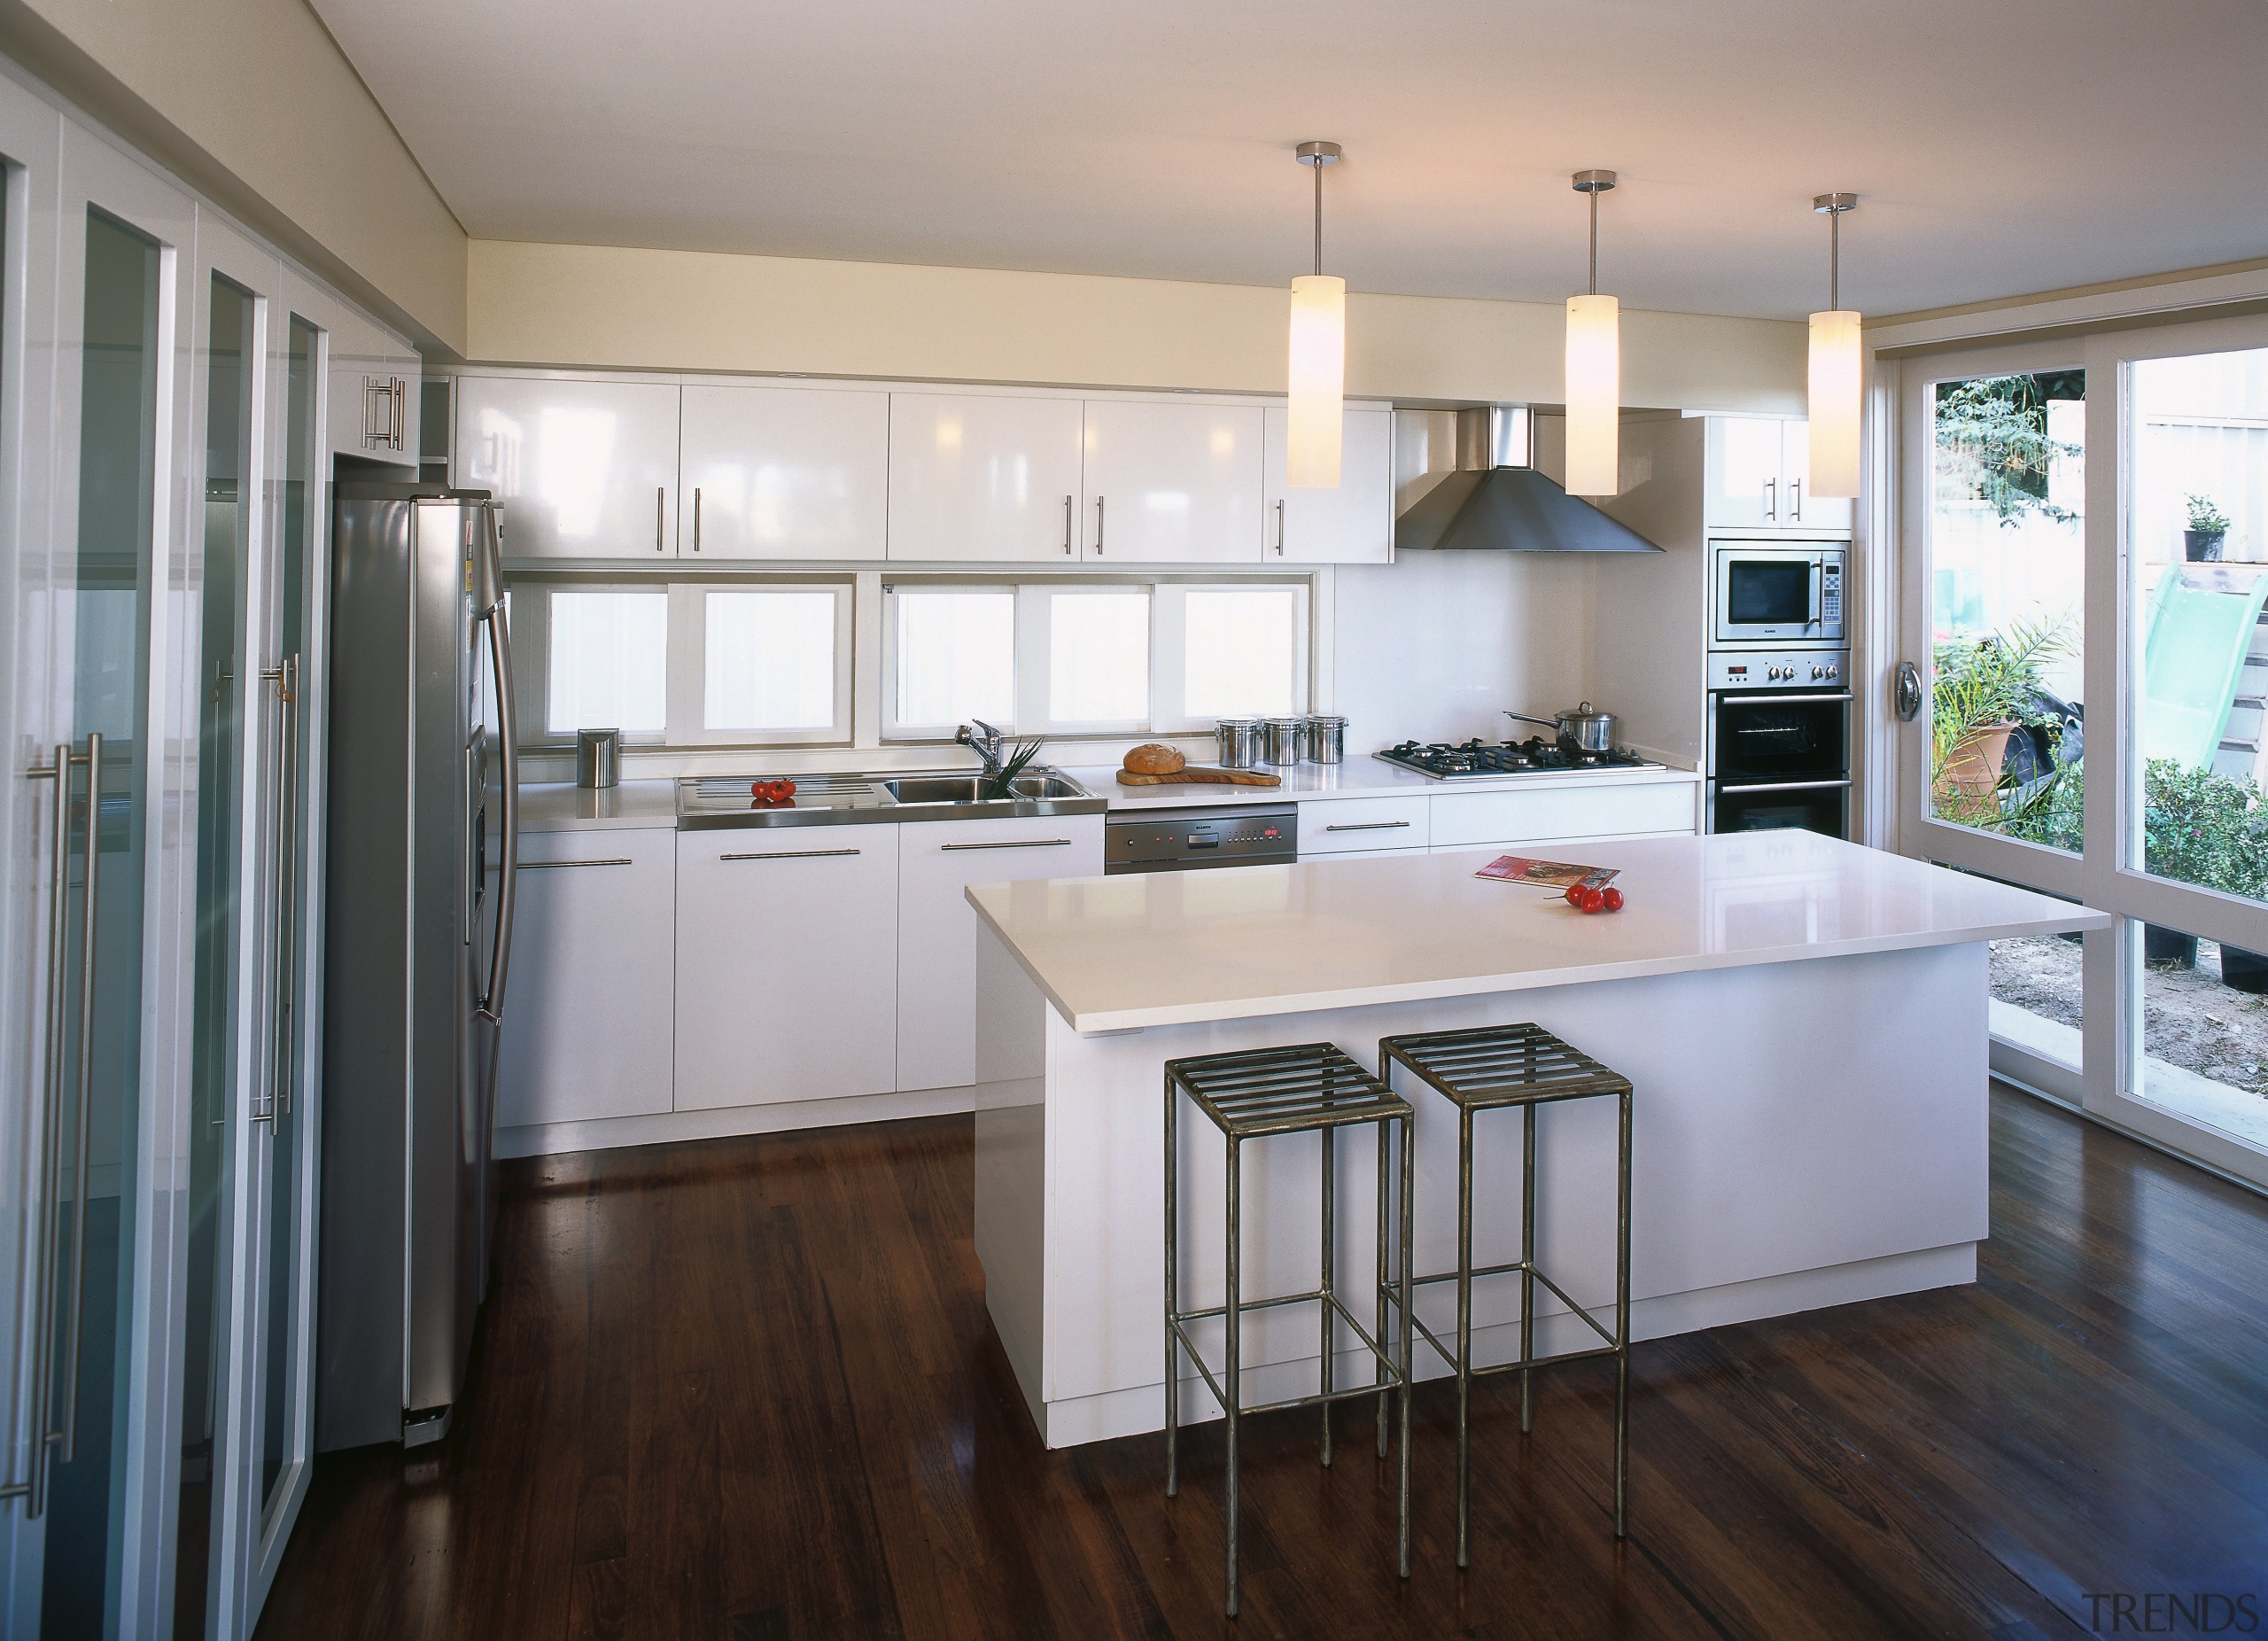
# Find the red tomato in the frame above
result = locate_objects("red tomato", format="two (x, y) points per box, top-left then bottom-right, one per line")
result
(1602, 886), (1625, 913)
(1565, 883), (1585, 906)
(1580, 886), (1607, 914)
(777, 779), (796, 799)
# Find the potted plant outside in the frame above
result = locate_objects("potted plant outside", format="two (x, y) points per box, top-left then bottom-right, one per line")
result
(2184, 494), (2230, 563)
(1930, 618), (2077, 829)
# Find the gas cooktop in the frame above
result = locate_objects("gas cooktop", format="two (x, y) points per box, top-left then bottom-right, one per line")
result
(1376, 738), (1664, 780)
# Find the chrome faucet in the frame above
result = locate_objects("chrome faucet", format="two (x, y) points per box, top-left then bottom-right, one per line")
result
(957, 719), (1006, 778)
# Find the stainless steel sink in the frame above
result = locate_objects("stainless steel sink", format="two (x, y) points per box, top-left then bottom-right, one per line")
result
(677, 766), (1105, 829)
(884, 773), (1090, 804)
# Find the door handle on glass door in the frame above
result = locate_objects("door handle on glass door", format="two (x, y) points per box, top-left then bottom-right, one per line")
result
(58, 734), (100, 1465)
(1894, 661), (1922, 721)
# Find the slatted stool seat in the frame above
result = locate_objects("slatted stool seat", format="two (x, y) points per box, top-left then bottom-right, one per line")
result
(1379, 1022), (1635, 1567)
(1164, 1042), (1415, 1618)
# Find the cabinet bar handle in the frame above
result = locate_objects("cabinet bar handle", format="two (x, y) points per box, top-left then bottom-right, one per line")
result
(939, 838), (1072, 851)
(58, 733), (99, 1464)
(656, 486), (665, 552)
(1324, 820), (1410, 831)
(1062, 494), (1073, 555)
(1763, 477), (1776, 521)
(1274, 498), (1285, 556)
(693, 488), (702, 552)
(516, 857), (633, 869)
(1094, 495), (1105, 556)
(1790, 477), (1803, 522)
(719, 847), (862, 861)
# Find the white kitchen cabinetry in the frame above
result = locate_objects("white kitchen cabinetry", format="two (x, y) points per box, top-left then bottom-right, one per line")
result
(673, 825), (899, 1109)
(1298, 793), (1430, 854)
(680, 380), (889, 559)
(1081, 399), (1263, 563)
(1702, 416), (1851, 533)
(326, 305), (419, 464)
(889, 392), (1085, 561)
(1430, 781), (1700, 851)
(1262, 404), (1394, 564)
(897, 813), (1105, 1091)
(497, 830), (677, 1127)
(457, 374), (682, 559)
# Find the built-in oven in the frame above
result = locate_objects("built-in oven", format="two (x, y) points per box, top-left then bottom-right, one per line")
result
(1711, 540), (1845, 648)
(1706, 650), (1851, 839)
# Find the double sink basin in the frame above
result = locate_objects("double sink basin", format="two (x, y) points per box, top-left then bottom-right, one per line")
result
(675, 766), (1107, 830)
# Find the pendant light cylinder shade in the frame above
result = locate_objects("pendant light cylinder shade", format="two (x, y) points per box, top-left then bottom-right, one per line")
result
(1286, 273), (1346, 488)
(1807, 308), (1862, 499)
(1564, 292), (1620, 496)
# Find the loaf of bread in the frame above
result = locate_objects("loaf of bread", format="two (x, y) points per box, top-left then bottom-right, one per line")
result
(1122, 743), (1187, 775)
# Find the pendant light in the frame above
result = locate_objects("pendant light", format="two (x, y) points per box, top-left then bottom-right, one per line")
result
(1807, 192), (1861, 500)
(1286, 139), (1346, 488)
(1564, 169), (1620, 497)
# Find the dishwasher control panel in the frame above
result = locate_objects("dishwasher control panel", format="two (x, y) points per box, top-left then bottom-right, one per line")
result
(1106, 805), (1298, 875)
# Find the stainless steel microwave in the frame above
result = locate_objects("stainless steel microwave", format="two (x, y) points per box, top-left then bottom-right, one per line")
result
(1711, 541), (1845, 647)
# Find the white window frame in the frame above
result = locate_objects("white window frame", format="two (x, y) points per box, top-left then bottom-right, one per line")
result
(880, 579), (1020, 739)
(670, 579), (855, 747)
(525, 579), (673, 744)
(1153, 580), (1313, 733)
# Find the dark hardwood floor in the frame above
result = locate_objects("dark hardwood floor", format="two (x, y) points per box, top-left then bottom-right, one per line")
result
(254, 1088), (2268, 1639)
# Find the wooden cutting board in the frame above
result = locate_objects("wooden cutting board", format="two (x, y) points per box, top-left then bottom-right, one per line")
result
(1116, 766), (1284, 787)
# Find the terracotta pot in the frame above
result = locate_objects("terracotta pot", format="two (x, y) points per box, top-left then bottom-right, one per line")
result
(1940, 721), (2017, 801)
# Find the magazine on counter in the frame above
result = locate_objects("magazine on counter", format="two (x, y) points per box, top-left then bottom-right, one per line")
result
(1474, 854), (1619, 891)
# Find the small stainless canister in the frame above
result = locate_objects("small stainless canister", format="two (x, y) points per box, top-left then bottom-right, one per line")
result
(1260, 716), (1306, 766)
(1302, 714), (1348, 765)
(1216, 718), (1262, 768)
(575, 727), (620, 789)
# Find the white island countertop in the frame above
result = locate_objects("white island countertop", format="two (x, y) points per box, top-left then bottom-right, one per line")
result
(967, 828), (2110, 1032)
(1057, 758), (1699, 811)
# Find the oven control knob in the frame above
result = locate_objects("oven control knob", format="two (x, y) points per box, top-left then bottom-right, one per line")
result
(1827, 665), (1839, 680)
(1811, 665), (1824, 680)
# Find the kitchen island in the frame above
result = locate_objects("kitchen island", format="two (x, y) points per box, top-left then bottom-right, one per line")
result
(967, 828), (2108, 1447)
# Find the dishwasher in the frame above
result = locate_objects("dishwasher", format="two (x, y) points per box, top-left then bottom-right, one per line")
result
(1104, 805), (1298, 874)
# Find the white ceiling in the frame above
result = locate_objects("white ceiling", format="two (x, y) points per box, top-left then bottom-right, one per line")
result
(313, 0), (2268, 321)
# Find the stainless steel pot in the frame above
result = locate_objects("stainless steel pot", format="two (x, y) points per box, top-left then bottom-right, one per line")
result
(1506, 701), (1617, 754)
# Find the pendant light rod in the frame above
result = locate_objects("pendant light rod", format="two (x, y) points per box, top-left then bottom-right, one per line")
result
(1573, 169), (1616, 296)
(1814, 191), (1858, 309)
(1297, 140), (1342, 278)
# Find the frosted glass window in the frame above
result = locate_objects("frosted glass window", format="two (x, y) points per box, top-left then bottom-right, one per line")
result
(894, 589), (1014, 728)
(1185, 587), (1304, 717)
(1051, 591), (1149, 723)
(548, 590), (665, 734)
(705, 590), (838, 730)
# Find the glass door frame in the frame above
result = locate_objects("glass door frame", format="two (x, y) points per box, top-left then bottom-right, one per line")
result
(1894, 322), (2268, 1190)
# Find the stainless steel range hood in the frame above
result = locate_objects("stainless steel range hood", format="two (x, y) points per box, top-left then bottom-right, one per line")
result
(1395, 407), (1662, 553)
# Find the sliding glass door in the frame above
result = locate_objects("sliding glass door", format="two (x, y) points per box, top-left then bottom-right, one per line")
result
(1898, 319), (2268, 1186)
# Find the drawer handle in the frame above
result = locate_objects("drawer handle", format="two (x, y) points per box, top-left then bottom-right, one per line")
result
(1324, 820), (1411, 832)
(516, 857), (632, 869)
(719, 847), (862, 860)
(941, 838), (1073, 851)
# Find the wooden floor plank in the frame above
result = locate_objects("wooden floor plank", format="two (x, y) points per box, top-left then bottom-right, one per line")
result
(254, 1089), (2268, 1639)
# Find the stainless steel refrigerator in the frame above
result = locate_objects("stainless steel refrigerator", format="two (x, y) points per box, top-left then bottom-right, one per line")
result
(317, 484), (518, 1450)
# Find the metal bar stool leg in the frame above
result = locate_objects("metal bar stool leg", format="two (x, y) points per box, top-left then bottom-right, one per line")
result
(1520, 1100), (1537, 1435)
(1615, 1085), (1633, 1538)
(1319, 1125), (1334, 1467)
(1163, 1069), (1179, 1499)
(1397, 1109), (1414, 1580)
(1455, 1105), (1474, 1570)
(1224, 1133), (1243, 1619)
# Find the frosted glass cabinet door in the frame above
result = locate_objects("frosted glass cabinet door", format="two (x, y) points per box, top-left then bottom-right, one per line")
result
(456, 375), (681, 558)
(1080, 399), (1264, 562)
(680, 381), (889, 560)
(888, 391), (1084, 561)
(1262, 404), (1394, 564)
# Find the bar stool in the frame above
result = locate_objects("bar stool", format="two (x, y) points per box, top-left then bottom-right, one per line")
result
(1379, 1023), (1634, 1567)
(1164, 1042), (1415, 1618)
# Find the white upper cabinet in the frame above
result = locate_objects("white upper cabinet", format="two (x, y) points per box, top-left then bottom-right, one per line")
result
(326, 305), (419, 464)
(1703, 416), (1850, 533)
(680, 381), (889, 560)
(889, 391), (1083, 561)
(1080, 399), (1264, 563)
(1262, 404), (1394, 564)
(457, 374), (682, 559)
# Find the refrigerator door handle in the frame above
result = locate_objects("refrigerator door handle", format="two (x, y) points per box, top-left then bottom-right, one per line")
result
(477, 520), (519, 1023)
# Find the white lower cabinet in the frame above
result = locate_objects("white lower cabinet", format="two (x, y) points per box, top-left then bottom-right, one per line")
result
(674, 824), (900, 1109)
(897, 813), (1106, 1091)
(1299, 794), (1430, 854)
(1429, 781), (1701, 851)
(497, 829), (678, 1128)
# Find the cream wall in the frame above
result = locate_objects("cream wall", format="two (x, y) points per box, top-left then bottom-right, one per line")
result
(469, 239), (1807, 413)
(0, 0), (467, 351)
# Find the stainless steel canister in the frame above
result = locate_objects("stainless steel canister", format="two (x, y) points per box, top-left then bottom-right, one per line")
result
(575, 727), (621, 789)
(1260, 716), (1306, 766)
(1216, 718), (1262, 768)
(1302, 714), (1348, 765)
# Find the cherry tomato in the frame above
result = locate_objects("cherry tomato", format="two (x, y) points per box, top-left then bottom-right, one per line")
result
(1602, 886), (1625, 913)
(1565, 883), (1585, 906)
(776, 778), (796, 799)
(1580, 886), (1607, 914)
